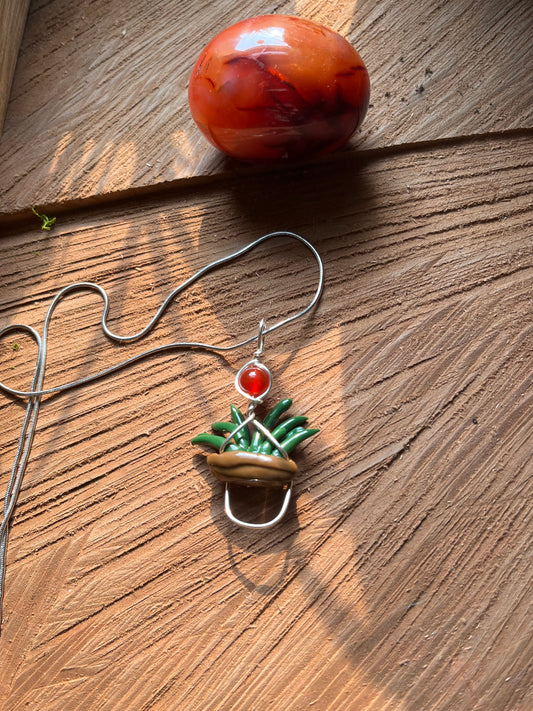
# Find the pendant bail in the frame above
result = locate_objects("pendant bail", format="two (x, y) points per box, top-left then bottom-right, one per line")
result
(254, 318), (267, 359)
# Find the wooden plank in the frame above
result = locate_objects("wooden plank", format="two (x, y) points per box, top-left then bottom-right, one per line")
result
(0, 0), (531, 216)
(0, 0), (30, 136)
(0, 134), (531, 709)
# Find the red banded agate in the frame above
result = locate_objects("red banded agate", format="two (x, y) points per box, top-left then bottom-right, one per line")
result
(188, 15), (370, 162)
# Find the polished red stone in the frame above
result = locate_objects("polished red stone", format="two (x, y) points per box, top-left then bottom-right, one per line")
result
(237, 363), (272, 398)
(188, 15), (370, 162)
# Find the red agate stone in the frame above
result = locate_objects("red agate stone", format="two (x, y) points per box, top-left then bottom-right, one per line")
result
(236, 363), (272, 399)
(188, 15), (370, 162)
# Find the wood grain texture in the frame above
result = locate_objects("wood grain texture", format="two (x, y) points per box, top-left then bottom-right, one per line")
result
(0, 134), (531, 710)
(0, 0), (531, 215)
(0, 0), (30, 135)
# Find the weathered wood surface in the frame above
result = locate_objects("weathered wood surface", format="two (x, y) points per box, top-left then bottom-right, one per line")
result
(0, 0), (531, 215)
(0, 0), (30, 136)
(0, 134), (531, 710)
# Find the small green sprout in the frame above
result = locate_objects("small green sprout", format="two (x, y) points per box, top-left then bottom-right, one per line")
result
(12, 343), (20, 351)
(31, 207), (56, 231)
